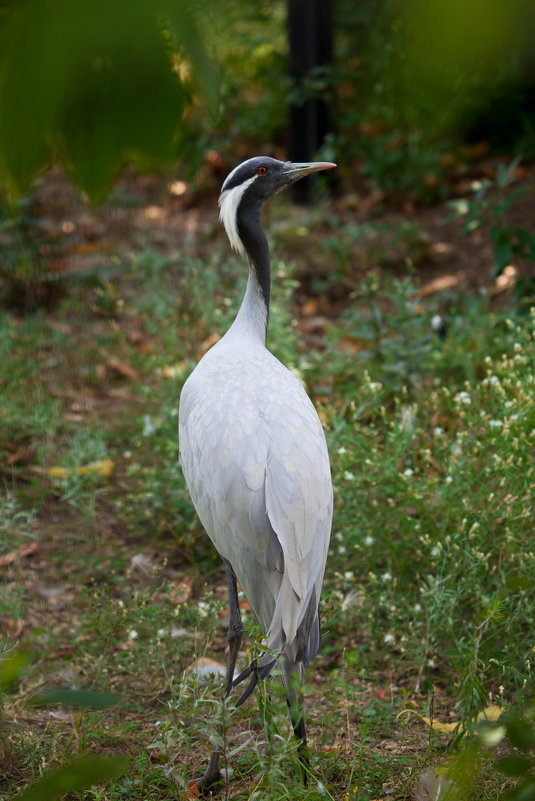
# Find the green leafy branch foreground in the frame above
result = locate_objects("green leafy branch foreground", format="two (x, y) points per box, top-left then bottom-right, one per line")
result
(0, 654), (127, 800)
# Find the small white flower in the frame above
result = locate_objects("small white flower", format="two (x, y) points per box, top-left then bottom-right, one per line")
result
(455, 391), (472, 405)
(157, 628), (166, 637)
(413, 603), (422, 613)
(129, 629), (138, 640)
(431, 546), (441, 558)
(433, 426), (444, 437)
(369, 382), (381, 392)
(445, 476), (453, 484)
(344, 470), (355, 481)
(344, 571), (354, 581)
(381, 572), (392, 582)
(335, 531), (343, 541)
(431, 314), (443, 331)
(142, 414), (157, 436)
(364, 536), (374, 546)
(489, 419), (503, 428)
(384, 633), (395, 644)
(338, 546), (347, 555)
(197, 602), (209, 618)
(403, 468), (414, 477)
(337, 446), (347, 455)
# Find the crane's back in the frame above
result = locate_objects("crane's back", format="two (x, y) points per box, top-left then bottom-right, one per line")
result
(179, 334), (332, 662)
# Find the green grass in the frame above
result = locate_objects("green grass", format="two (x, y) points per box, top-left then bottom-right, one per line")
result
(1, 219), (534, 799)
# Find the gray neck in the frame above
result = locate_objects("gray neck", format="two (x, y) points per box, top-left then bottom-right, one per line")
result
(230, 203), (270, 343)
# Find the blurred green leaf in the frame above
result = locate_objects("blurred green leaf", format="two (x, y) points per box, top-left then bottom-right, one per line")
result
(402, 0), (523, 129)
(504, 777), (535, 801)
(29, 687), (119, 708)
(17, 755), (128, 801)
(506, 718), (535, 750)
(0, 651), (29, 688)
(496, 754), (533, 777)
(494, 185), (532, 215)
(506, 575), (531, 592)
(491, 226), (513, 279)
(0, 0), (216, 200)
(165, 2), (219, 112)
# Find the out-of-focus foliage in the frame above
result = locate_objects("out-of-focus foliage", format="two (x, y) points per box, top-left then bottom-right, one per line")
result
(1, 0), (534, 204)
(448, 158), (535, 299)
(400, 0), (532, 132)
(445, 694), (535, 800)
(176, 0), (288, 177)
(0, 0), (217, 200)
(334, 0), (535, 198)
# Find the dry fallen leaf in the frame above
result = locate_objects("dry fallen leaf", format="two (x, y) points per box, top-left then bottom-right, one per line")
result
(107, 357), (141, 381)
(34, 585), (67, 600)
(199, 332), (221, 357)
(398, 704), (503, 733)
(300, 297), (318, 316)
(187, 657), (227, 686)
(49, 708), (72, 722)
(0, 542), (40, 568)
(170, 626), (189, 639)
(161, 362), (187, 379)
(417, 274), (463, 297)
(169, 577), (192, 605)
(6, 619), (25, 637)
(46, 459), (114, 479)
(477, 705), (503, 722)
(5, 444), (35, 465)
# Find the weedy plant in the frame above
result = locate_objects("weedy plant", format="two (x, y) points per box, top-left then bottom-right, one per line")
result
(319, 284), (535, 733)
(448, 157), (535, 299)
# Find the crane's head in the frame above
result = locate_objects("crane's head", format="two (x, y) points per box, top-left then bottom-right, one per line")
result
(219, 156), (336, 255)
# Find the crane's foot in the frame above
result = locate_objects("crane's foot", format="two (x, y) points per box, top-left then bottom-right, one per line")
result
(194, 752), (224, 797)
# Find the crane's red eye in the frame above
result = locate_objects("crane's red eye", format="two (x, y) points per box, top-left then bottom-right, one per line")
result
(258, 166), (268, 176)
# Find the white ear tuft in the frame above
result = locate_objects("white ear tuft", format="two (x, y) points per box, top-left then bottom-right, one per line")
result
(218, 175), (258, 255)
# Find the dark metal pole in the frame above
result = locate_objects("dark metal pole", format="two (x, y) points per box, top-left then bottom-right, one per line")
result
(288, 0), (334, 204)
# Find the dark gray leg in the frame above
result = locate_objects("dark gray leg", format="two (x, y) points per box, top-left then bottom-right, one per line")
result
(223, 559), (244, 697)
(197, 559), (243, 795)
(286, 672), (310, 784)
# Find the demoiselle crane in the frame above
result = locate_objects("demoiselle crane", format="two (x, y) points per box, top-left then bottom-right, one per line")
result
(179, 157), (335, 790)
